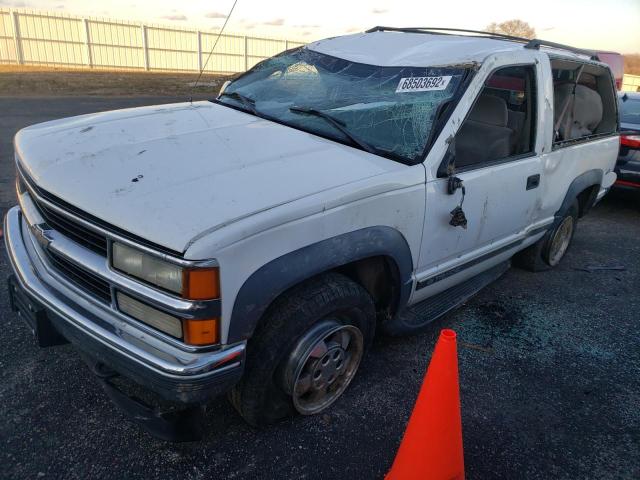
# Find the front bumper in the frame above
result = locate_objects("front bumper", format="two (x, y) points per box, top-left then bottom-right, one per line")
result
(4, 206), (245, 404)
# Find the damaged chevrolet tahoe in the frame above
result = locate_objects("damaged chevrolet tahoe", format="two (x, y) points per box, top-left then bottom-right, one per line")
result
(4, 28), (619, 435)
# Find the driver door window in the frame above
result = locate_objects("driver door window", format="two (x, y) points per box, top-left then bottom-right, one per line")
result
(454, 65), (536, 170)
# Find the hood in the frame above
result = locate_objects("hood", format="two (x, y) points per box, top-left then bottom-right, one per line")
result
(15, 101), (404, 253)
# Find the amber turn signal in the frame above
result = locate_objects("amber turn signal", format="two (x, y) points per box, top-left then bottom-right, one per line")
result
(182, 267), (220, 300)
(183, 318), (219, 345)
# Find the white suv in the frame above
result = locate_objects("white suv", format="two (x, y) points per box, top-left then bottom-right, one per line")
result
(4, 27), (619, 434)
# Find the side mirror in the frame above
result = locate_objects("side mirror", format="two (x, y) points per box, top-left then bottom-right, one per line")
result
(437, 138), (456, 178)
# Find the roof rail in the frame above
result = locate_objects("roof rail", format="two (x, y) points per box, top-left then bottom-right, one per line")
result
(524, 39), (599, 61)
(365, 26), (532, 43)
(366, 26), (601, 62)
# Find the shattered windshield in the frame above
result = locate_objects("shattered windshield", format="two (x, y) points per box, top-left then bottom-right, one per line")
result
(216, 48), (468, 164)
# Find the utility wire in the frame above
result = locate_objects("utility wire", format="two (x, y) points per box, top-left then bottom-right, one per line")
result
(191, 0), (239, 100)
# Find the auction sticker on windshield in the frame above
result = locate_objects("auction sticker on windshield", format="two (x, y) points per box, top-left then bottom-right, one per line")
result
(396, 76), (452, 93)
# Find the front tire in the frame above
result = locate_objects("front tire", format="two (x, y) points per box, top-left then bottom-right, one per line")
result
(229, 272), (376, 426)
(514, 199), (579, 271)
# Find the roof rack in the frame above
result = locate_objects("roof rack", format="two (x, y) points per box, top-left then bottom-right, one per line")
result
(524, 39), (599, 61)
(365, 26), (601, 61)
(365, 26), (532, 43)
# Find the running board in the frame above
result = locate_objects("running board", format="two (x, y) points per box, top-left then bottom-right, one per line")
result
(383, 261), (510, 336)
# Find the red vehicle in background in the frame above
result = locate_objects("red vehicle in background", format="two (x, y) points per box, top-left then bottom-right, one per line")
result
(597, 51), (624, 90)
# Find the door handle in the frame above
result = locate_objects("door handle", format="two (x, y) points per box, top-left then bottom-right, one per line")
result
(526, 174), (540, 190)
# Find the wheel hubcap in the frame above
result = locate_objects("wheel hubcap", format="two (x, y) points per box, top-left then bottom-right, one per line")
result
(548, 216), (574, 266)
(282, 320), (364, 415)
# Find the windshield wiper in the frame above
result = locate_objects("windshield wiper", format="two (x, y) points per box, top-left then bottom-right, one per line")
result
(289, 106), (377, 154)
(219, 91), (257, 114)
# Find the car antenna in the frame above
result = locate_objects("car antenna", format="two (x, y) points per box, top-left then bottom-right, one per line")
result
(190, 0), (239, 103)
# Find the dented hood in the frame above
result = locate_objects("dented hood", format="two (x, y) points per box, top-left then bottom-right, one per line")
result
(15, 101), (402, 253)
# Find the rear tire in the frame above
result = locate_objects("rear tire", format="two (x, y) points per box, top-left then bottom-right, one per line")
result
(513, 199), (579, 272)
(229, 272), (376, 427)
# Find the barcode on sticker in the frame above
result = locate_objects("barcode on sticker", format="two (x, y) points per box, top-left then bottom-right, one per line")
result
(396, 76), (452, 93)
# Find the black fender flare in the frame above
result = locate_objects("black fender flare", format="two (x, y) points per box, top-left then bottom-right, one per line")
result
(227, 226), (414, 343)
(556, 169), (602, 220)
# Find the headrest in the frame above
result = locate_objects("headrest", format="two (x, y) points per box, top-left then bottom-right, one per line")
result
(468, 94), (508, 127)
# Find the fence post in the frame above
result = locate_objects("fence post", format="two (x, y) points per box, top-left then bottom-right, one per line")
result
(197, 30), (203, 72)
(83, 18), (93, 67)
(285, 39), (289, 51)
(10, 10), (23, 65)
(141, 24), (150, 70)
(244, 35), (248, 71)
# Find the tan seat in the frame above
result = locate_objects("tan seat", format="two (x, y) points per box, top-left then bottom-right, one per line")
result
(455, 95), (514, 168)
(554, 84), (603, 141)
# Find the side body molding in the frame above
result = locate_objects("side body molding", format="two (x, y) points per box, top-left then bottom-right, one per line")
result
(228, 227), (414, 343)
(557, 168), (602, 219)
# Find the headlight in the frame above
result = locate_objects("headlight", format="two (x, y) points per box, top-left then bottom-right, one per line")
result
(117, 292), (219, 344)
(117, 292), (182, 338)
(112, 243), (220, 300)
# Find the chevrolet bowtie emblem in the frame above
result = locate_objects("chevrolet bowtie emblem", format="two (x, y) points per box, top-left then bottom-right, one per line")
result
(30, 223), (53, 250)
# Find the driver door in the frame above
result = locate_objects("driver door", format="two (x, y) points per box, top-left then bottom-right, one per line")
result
(413, 62), (544, 302)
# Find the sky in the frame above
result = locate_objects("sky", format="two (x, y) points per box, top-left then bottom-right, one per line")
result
(1, 0), (639, 53)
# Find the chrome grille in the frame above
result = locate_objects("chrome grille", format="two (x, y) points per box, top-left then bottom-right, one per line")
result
(17, 167), (111, 301)
(35, 201), (108, 255)
(47, 251), (112, 303)
(17, 169), (108, 256)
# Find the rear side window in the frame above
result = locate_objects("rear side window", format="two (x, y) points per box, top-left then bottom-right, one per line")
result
(453, 65), (536, 170)
(551, 59), (617, 146)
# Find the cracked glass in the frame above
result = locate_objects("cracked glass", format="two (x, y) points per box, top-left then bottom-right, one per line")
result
(218, 48), (468, 164)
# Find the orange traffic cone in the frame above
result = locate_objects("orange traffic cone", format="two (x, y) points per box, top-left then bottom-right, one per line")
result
(386, 329), (464, 480)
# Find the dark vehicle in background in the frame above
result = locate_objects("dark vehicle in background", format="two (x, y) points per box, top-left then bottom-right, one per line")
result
(598, 51), (624, 90)
(616, 92), (640, 190)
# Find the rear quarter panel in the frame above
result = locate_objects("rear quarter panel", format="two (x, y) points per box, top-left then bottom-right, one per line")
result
(538, 138), (618, 219)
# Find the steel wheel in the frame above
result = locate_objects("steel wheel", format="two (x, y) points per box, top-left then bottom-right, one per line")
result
(548, 216), (574, 266)
(282, 319), (364, 415)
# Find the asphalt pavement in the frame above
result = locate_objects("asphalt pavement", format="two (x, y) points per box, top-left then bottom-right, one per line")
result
(0, 96), (638, 479)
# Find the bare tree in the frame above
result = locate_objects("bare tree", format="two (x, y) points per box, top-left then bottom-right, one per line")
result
(486, 19), (536, 39)
(624, 54), (640, 75)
